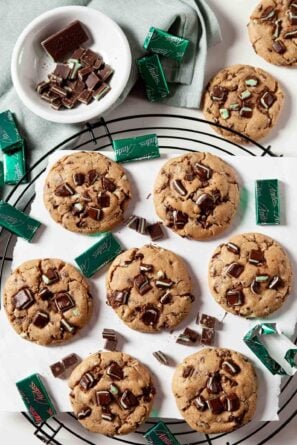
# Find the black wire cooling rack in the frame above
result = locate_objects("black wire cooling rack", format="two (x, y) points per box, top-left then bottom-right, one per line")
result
(0, 113), (296, 445)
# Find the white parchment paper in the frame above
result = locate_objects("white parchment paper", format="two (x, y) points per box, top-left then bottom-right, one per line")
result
(0, 151), (296, 421)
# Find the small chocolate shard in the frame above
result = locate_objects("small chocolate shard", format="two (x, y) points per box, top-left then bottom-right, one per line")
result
(172, 179), (187, 196)
(207, 372), (222, 394)
(50, 361), (65, 378)
(54, 292), (75, 312)
(222, 359), (240, 375)
(120, 389), (138, 409)
(54, 183), (74, 197)
(80, 372), (96, 390)
(38, 288), (53, 301)
(199, 313), (217, 329)
(147, 222), (164, 241)
(85, 169), (98, 186)
(107, 362), (124, 380)
(42, 268), (59, 285)
(141, 305), (159, 326)
(102, 177), (116, 192)
(211, 86), (228, 102)
(201, 327), (215, 345)
(268, 275), (282, 289)
(153, 351), (168, 365)
(86, 207), (102, 221)
(134, 274), (152, 295)
(226, 242), (240, 254)
(32, 311), (49, 328)
(77, 407), (92, 420)
(194, 395), (206, 411)
(73, 173), (85, 186)
(224, 393), (240, 411)
(194, 162), (212, 181)
(226, 289), (244, 306)
(13, 288), (34, 310)
(226, 262), (244, 278)
(249, 249), (265, 265)
(96, 390), (112, 406)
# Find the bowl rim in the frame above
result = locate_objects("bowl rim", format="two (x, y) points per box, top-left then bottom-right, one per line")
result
(11, 5), (132, 124)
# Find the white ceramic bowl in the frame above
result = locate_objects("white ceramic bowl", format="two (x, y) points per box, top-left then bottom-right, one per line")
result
(11, 6), (132, 124)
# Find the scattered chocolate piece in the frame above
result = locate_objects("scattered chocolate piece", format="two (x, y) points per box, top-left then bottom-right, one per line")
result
(41, 21), (88, 61)
(196, 193), (215, 214)
(226, 289), (244, 306)
(269, 275), (282, 289)
(260, 91), (276, 109)
(211, 86), (228, 102)
(102, 329), (117, 342)
(104, 339), (118, 351)
(160, 292), (172, 304)
(225, 393), (240, 411)
(54, 292), (75, 312)
(42, 268), (59, 285)
(226, 242), (240, 254)
(73, 173), (85, 186)
(251, 280), (261, 295)
(207, 397), (224, 414)
(107, 362), (123, 380)
(172, 179), (187, 196)
(97, 192), (110, 208)
(60, 318), (75, 333)
(194, 162), (212, 181)
(140, 263), (153, 272)
(207, 372), (222, 394)
(199, 313), (216, 329)
(153, 351), (168, 365)
(183, 366), (194, 378)
(201, 327), (215, 345)
(134, 273), (152, 295)
(260, 6), (275, 21)
(147, 222), (164, 241)
(249, 249), (265, 265)
(272, 40), (286, 54)
(226, 262), (244, 278)
(62, 353), (78, 369)
(13, 288), (34, 310)
(50, 361), (65, 378)
(32, 311), (49, 328)
(54, 183), (74, 197)
(155, 277), (173, 288)
(77, 407), (92, 420)
(240, 107), (253, 118)
(80, 372), (96, 390)
(38, 288), (53, 301)
(222, 359), (240, 375)
(141, 306), (159, 326)
(86, 207), (102, 221)
(120, 390), (138, 409)
(194, 395), (206, 411)
(177, 328), (199, 344)
(127, 215), (147, 234)
(101, 177), (116, 192)
(96, 390), (112, 406)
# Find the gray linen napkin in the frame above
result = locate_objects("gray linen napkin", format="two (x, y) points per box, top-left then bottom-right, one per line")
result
(0, 0), (221, 167)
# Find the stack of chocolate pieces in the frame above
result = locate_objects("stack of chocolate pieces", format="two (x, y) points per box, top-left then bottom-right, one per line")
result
(37, 47), (113, 110)
(176, 313), (219, 347)
(37, 20), (113, 111)
(127, 215), (165, 241)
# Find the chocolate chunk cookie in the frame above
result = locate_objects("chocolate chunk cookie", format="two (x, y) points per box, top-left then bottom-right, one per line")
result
(106, 245), (194, 332)
(44, 151), (132, 234)
(172, 348), (257, 434)
(208, 233), (292, 318)
(202, 64), (284, 144)
(3, 258), (93, 345)
(248, 0), (297, 66)
(69, 351), (155, 435)
(153, 153), (240, 240)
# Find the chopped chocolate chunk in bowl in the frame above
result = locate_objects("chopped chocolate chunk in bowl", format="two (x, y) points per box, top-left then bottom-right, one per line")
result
(208, 232), (292, 318)
(3, 258), (93, 345)
(172, 348), (257, 434)
(44, 151), (132, 234)
(154, 152), (240, 240)
(69, 351), (155, 435)
(106, 244), (194, 332)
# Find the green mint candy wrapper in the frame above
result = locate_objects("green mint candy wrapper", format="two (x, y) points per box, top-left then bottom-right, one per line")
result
(75, 232), (122, 278)
(143, 27), (190, 62)
(244, 323), (297, 376)
(136, 54), (169, 102)
(144, 421), (181, 445)
(16, 373), (56, 424)
(113, 133), (160, 163)
(0, 200), (41, 241)
(255, 179), (280, 225)
(0, 161), (4, 188)
(3, 142), (27, 184)
(0, 110), (23, 153)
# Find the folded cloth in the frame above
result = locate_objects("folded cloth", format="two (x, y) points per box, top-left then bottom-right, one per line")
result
(0, 0), (221, 168)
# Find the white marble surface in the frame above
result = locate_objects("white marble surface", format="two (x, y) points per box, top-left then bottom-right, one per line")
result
(1, 0), (297, 443)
